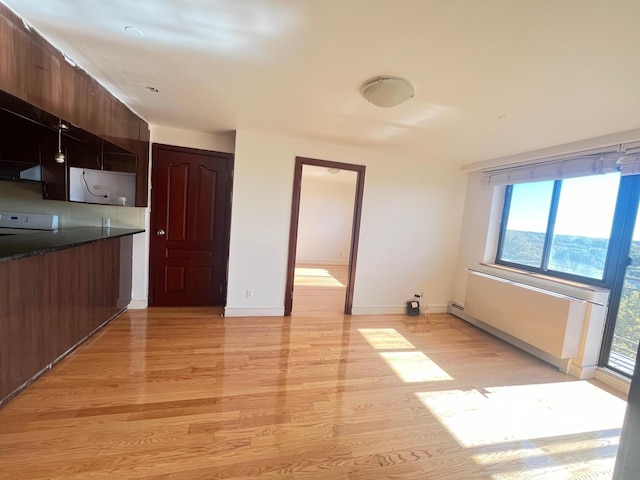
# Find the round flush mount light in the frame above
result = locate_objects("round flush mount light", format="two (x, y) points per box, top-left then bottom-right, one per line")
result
(124, 26), (144, 38)
(327, 168), (341, 174)
(361, 76), (415, 108)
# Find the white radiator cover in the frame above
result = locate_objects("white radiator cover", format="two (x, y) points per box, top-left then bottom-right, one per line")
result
(464, 271), (587, 359)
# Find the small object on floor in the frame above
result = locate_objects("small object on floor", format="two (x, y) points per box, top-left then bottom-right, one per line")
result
(406, 300), (420, 316)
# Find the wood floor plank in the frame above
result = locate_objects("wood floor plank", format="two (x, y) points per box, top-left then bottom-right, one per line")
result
(0, 276), (628, 479)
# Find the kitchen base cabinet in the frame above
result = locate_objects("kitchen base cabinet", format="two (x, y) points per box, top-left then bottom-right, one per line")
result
(0, 235), (133, 407)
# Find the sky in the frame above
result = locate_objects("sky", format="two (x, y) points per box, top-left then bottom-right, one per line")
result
(506, 172), (621, 240)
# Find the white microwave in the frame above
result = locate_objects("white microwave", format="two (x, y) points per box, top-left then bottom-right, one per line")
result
(69, 167), (136, 206)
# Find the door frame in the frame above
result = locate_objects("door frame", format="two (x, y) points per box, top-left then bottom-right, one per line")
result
(599, 175), (640, 374)
(148, 143), (234, 307)
(284, 156), (366, 316)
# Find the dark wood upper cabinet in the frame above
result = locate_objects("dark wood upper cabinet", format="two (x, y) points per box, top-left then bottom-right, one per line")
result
(0, 108), (41, 166)
(0, 3), (149, 206)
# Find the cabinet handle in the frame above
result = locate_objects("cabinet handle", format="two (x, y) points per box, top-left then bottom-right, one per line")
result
(157, 229), (165, 236)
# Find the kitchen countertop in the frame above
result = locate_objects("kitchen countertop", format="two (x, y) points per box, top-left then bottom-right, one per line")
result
(0, 227), (144, 262)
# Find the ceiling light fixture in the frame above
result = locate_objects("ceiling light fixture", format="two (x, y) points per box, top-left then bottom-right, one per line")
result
(327, 168), (341, 174)
(361, 76), (415, 108)
(124, 26), (144, 38)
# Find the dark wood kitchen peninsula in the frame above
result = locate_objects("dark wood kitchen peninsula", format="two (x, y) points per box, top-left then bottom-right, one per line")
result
(0, 228), (143, 406)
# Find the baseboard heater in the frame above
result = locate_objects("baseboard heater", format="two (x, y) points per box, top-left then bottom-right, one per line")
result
(459, 270), (588, 361)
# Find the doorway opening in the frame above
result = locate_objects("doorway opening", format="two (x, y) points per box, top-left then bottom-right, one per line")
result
(284, 157), (366, 316)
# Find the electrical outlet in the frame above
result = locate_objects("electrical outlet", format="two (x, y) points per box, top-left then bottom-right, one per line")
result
(245, 289), (254, 298)
(103, 191), (110, 198)
(102, 217), (110, 228)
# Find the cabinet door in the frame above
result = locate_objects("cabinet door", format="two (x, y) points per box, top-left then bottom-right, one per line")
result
(0, 12), (31, 101)
(27, 38), (62, 112)
(63, 137), (102, 170)
(0, 108), (41, 165)
(102, 140), (136, 173)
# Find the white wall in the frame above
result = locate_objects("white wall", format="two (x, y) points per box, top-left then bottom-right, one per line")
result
(225, 129), (467, 317)
(296, 174), (356, 265)
(151, 126), (236, 153)
(450, 172), (504, 305)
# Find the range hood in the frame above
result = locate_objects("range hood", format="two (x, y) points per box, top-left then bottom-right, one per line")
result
(0, 161), (41, 181)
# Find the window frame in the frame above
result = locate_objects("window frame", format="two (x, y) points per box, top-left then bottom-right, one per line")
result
(495, 175), (631, 288)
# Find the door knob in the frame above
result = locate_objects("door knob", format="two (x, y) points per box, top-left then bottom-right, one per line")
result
(157, 229), (165, 236)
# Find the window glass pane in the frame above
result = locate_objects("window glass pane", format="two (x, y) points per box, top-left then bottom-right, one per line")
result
(548, 172), (620, 279)
(607, 206), (640, 376)
(499, 181), (554, 267)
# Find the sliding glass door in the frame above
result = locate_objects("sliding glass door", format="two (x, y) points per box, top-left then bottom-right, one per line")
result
(601, 176), (640, 376)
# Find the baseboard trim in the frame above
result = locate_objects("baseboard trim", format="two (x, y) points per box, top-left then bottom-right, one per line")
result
(426, 304), (448, 314)
(351, 305), (405, 315)
(569, 364), (597, 380)
(224, 306), (285, 317)
(351, 304), (448, 315)
(128, 299), (148, 309)
(296, 259), (349, 266)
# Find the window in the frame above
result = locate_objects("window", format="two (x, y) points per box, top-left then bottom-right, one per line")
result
(496, 172), (621, 284)
(499, 180), (554, 268)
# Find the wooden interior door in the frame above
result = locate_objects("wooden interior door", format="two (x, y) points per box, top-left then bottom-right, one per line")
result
(150, 144), (232, 306)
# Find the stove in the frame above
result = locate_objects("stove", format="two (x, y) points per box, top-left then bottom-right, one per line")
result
(0, 212), (58, 235)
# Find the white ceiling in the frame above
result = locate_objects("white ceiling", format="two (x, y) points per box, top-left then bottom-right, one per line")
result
(4, 0), (640, 166)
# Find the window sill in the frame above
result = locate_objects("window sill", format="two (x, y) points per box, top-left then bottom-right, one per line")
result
(481, 263), (608, 291)
(594, 367), (630, 396)
(477, 263), (609, 304)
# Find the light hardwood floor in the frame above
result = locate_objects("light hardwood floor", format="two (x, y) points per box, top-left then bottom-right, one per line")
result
(292, 264), (348, 315)
(0, 291), (628, 478)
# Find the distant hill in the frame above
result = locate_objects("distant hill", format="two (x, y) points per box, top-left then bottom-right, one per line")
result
(501, 230), (609, 279)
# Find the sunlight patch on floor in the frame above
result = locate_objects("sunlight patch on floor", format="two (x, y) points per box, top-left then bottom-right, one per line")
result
(472, 435), (619, 466)
(294, 267), (345, 287)
(473, 434), (620, 479)
(415, 381), (626, 449)
(488, 454), (617, 480)
(358, 328), (416, 350)
(379, 351), (453, 382)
